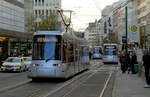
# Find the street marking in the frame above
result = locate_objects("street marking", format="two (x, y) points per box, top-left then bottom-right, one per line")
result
(0, 79), (31, 93)
(42, 70), (92, 97)
(62, 72), (95, 97)
(99, 71), (113, 97)
(42, 64), (104, 97)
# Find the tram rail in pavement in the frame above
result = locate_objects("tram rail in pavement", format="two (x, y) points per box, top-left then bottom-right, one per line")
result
(46, 65), (117, 97)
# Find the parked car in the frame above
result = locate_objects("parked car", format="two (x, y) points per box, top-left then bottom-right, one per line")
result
(22, 57), (32, 70)
(1, 57), (26, 72)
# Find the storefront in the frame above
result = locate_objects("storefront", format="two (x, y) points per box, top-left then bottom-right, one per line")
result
(0, 37), (9, 60)
(0, 29), (33, 59)
(10, 39), (32, 56)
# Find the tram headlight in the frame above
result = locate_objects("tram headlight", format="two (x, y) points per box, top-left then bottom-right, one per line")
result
(32, 64), (39, 67)
(53, 64), (61, 66)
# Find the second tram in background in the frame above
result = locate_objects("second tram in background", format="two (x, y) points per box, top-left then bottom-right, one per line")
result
(92, 46), (102, 59)
(103, 43), (119, 64)
(28, 31), (90, 80)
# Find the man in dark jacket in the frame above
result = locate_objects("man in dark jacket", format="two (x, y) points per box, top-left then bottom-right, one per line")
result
(119, 52), (128, 73)
(143, 50), (150, 88)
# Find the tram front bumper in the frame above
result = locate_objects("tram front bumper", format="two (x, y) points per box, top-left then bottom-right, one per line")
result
(103, 56), (118, 64)
(28, 67), (65, 78)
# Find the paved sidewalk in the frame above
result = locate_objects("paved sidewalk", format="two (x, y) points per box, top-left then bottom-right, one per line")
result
(112, 70), (150, 97)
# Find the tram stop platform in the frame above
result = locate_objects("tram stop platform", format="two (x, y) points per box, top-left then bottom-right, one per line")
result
(112, 70), (150, 97)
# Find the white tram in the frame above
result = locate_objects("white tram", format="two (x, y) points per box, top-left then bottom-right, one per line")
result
(92, 46), (102, 59)
(27, 31), (90, 79)
(103, 43), (119, 64)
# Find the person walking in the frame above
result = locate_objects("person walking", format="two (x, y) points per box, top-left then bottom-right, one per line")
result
(89, 51), (92, 60)
(143, 49), (150, 88)
(126, 52), (131, 74)
(130, 52), (137, 74)
(119, 52), (127, 73)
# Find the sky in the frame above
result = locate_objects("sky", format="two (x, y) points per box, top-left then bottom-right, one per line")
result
(62, 0), (118, 31)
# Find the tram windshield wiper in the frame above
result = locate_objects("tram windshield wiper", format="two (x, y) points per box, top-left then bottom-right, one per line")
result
(45, 56), (54, 62)
(46, 58), (51, 62)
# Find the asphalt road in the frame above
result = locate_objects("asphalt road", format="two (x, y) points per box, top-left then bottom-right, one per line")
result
(0, 60), (118, 97)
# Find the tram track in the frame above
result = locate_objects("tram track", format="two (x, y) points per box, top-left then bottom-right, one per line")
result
(46, 65), (116, 97)
(0, 61), (106, 97)
(0, 69), (93, 97)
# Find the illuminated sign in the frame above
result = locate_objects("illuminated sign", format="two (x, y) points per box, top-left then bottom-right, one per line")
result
(105, 46), (116, 49)
(37, 37), (58, 42)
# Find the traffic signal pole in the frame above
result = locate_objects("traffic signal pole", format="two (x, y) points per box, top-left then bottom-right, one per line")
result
(125, 6), (128, 53)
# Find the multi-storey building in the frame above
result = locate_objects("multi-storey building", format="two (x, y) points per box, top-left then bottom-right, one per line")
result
(84, 27), (90, 42)
(100, 0), (138, 44)
(33, 0), (61, 17)
(98, 18), (107, 45)
(25, 0), (34, 32)
(33, 0), (62, 30)
(87, 20), (100, 46)
(111, 1), (127, 44)
(136, 0), (150, 48)
(136, 0), (147, 25)
(0, 0), (31, 58)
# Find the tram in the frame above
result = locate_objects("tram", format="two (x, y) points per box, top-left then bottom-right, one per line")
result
(103, 43), (119, 64)
(27, 31), (90, 79)
(92, 46), (102, 59)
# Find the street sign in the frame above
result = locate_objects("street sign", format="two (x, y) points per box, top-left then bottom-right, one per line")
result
(128, 25), (140, 43)
(122, 36), (127, 43)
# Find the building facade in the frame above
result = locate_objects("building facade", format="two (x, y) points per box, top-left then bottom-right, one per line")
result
(33, 0), (63, 30)
(87, 20), (100, 46)
(98, 18), (107, 45)
(33, 0), (61, 16)
(0, 0), (31, 58)
(25, 0), (34, 32)
(135, 0), (150, 48)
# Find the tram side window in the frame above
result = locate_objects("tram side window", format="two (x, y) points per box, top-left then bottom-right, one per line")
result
(68, 43), (74, 62)
(63, 42), (74, 63)
(63, 43), (68, 63)
(104, 50), (117, 55)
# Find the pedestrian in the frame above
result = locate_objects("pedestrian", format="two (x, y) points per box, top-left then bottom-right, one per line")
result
(143, 49), (150, 88)
(119, 51), (127, 73)
(126, 52), (131, 74)
(89, 51), (92, 60)
(130, 52), (137, 74)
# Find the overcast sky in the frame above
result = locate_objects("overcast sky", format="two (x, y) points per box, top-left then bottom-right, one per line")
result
(62, 0), (118, 31)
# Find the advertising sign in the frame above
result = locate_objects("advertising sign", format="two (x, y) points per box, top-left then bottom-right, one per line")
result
(128, 25), (140, 43)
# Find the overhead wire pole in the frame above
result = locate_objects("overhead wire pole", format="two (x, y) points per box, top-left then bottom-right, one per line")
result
(57, 9), (73, 32)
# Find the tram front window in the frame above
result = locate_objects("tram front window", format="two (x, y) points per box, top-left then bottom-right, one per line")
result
(93, 48), (102, 54)
(32, 35), (61, 60)
(104, 49), (117, 56)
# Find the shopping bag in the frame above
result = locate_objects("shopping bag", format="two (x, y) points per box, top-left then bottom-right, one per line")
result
(134, 64), (141, 73)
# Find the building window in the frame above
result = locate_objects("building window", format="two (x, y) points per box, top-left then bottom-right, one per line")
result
(46, 10), (48, 15)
